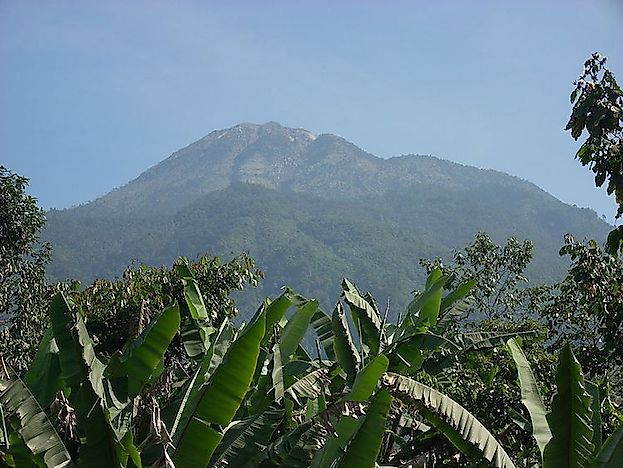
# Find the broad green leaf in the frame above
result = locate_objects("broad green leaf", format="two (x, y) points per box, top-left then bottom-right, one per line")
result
(48, 294), (86, 391)
(75, 384), (126, 468)
(264, 289), (299, 343)
(586, 380), (602, 453)
(460, 330), (539, 352)
(382, 373), (516, 468)
(399, 272), (447, 338)
(271, 340), (285, 402)
(342, 279), (382, 355)
(439, 278), (477, 311)
(209, 406), (285, 467)
(389, 339), (424, 376)
(348, 355), (389, 401)
(594, 423), (623, 467)
(0, 363), (73, 468)
(107, 303), (180, 399)
(281, 300), (319, 361)
(332, 303), (360, 385)
(506, 338), (552, 455)
(24, 328), (65, 408)
(416, 268), (445, 327)
(313, 355), (388, 467)
(337, 389), (393, 468)
(167, 319), (234, 438)
(542, 344), (594, 468)
(176, 263), (214, 357)
(171, 307), (266, 466)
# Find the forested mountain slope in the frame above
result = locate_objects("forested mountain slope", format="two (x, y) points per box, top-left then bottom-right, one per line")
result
(44, 122), (610, 315)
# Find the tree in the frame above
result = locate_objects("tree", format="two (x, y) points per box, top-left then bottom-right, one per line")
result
(0, 166), (52, 373)
(566, 52), (623, 254)
(420, 232), (535, 321)
(540, 235), (622, 382)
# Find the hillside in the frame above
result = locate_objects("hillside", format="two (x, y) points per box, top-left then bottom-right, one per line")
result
(44, 122), (611, 316)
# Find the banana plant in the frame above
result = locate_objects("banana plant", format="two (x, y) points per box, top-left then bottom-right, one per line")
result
(1, 291), (180, 467)
(507, 337), (623, 467)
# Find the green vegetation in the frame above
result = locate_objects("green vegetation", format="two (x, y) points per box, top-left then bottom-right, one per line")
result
(0, 54), (622, 466)
(0, 267), (621, 466)
(44, 124), (610, 318)
(0, 166), (52, 372)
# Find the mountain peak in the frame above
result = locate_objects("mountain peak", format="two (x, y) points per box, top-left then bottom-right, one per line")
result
(204, 122), (316, 144)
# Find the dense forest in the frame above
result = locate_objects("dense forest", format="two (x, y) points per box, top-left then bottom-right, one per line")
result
(0, 53), (621, 467)
(44, 124), (609, 317)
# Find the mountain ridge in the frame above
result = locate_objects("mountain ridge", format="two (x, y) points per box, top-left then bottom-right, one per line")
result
(44, 121), (611, 316)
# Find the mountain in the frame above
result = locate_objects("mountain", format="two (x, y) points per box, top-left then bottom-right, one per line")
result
(44, 122), (611, 316)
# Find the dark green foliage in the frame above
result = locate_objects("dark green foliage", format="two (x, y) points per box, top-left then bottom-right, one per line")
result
(540, 236), (623, 380)
(566, 53), (623, 222)
(68, 254), (262, 357)
(43, 122), (610, 319)
(0, 166), (52, 374)
(420, 232), (535, 321)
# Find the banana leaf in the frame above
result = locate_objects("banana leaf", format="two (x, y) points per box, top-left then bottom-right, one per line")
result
(337, 389), (393, 468)
(332, 303), (360, 385)
(594, 423), (623, 467)
(23, 327), (65, 408)
(171, 307), (266, 466)
(342, 279), (382, 356)
(542, 344), (594, 468)
(382, 372), (516, 468)
(312, 355), (389, 467)
(209, 406), (285, 467)
(506, 337), (551, 455)
(106, 303), (180, 399)
(310, 310), (335, 360)
(176, 263), (214, 358)
(280, 299), (319, 362)
(0, 363), (73, 467)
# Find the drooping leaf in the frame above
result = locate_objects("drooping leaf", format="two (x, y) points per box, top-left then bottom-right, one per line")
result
(542, 344), (594, 468)
(382, 373), (516, 468)
(0, 363), (73, 468)
(171, 307), (266, 466)
(506, 338), (552, 455)
(460, 330), (539, 352)
(287, 368), (330, 400)
(209, 406), (285, 467)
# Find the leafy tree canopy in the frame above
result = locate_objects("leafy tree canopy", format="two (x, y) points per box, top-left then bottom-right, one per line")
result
(0, 166), (51, 372)
(566, 52), (623, 254)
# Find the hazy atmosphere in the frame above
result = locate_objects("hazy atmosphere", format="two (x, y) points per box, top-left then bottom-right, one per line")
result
(1, 0), (622, 218)
(2, 2), (623, 466)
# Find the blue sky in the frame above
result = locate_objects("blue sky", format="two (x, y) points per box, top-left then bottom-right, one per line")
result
(1, 0), (622, 220)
